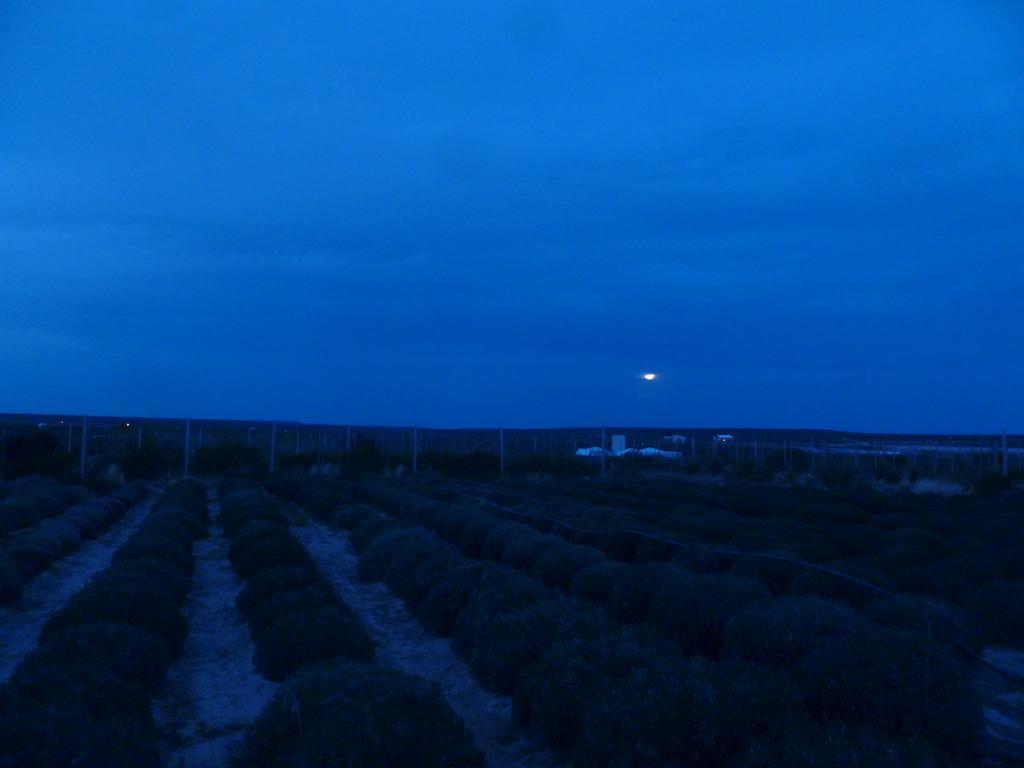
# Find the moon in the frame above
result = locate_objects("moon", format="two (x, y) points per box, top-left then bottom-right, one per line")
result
(642, 372), (657, 381)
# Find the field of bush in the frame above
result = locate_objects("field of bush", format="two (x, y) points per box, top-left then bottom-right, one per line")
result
(218, 483), (482, 766)
(0, 479), (207, 767)
(0, 468), (1018, 766)
(264, 472), (1024, 766)
(0, 479), (148, 603)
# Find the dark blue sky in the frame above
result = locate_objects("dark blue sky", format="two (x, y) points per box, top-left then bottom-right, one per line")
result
(1, 2), (1022, 432)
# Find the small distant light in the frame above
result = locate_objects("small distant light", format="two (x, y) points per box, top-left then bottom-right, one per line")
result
(642, 373), (657, 381)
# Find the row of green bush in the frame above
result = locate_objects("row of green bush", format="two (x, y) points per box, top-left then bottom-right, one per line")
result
(322, 495), (961, 767)
(441, 478), (1024, 646)
(338, 483), (983, 765)
(0, 479), (208, 768)
(218, 487), (483, 767)
(0, 481), (149, 603)
(0, 476), (91, 540)
(220, 489), (375, 680)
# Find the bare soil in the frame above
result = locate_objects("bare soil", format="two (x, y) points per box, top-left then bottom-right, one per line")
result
(292, 519), (565, 768)
(0, 494), (156, 681)
(153, 493), (277, 768)
(978, 646), (1024, 765)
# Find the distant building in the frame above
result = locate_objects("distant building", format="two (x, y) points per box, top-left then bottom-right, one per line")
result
(611, 434), (627, 455)
(713, 434), (735, 444)
(663, 434), (688, 446)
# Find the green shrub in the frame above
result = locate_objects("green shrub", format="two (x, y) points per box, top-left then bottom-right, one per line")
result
(357, 529), (434, 582)
(65, 503), (118, 538)
(247, 587), (336, 638)
(874, 528), (944, 571)
(647, 571), (771, 658)
(109, 558), (191, 601)
(592, 529), (642, 561)
(254, 606), (373, 681)
(7, 539), (57, 577)
(228, 519), (288, 562)
(462, 596), (605, 693)
(390, 550), (454, 607)
(147, 508), (207, 541)
(23, 622), (171, 693)
(220, 491), (285, 536)
(295, 478), (344, 517)
(417, 559), (491, 636)
(231, 662), (482, 768)
(236, 566), (326, 619)
(36, 519), (81, 552)
(865, 593), (980, 651)
(218, 477), (260, 498)
(574, 655), (721, 767)
(632, 534), (681, 563)
(0, 555), (23, 602)
(232, 535), (313, 578)
(606, 563), (678, 624)
(571, 561), (631, 605)
(738, 722), (950, 768)
(0, 665), (160, 768)
(113, 531), (193, 576)
(829, 524), (883, 558)
(155, 479), (206, 514)
(728, 551), (805, 594)
(529, 542), (606, 591)
(480, 522), (532, 561)
(332, 503), (376, 530)
(513, 629), (656, 749)
(500, 530), (556, 571)
(796, 624), (980, 757)
(722, 596), (860, 666)
(670, 541), (727, 573)
(786, 559), (891, 608)
(713, 661), (809, 759)
(897, 554), (1004, 603)
(42, 570), (188, 656)
(969, 579), (1024, 646)
(350, 515), (406, 553)
(452, 569), (546, 657)
(458, 516), (500, 558)
(795, 501), (868, 525)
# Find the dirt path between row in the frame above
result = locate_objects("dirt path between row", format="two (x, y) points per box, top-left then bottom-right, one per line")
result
(977, 647), (1024, 765)
(292, 519), (565, 768)
(0, 494), (156, 681)
(153, 491), (277, 768)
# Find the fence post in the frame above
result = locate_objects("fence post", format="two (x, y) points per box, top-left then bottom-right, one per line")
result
(0, 427), (5, 471)
(600, 427), (606, 479)
(269, 423), (277, 473)
(80, 416), (89, 481)
(413, 426), (419, 474)
(499, 429), (505, 479)
(1003, 432), (1009, 477)
(184, 420), (191, 478)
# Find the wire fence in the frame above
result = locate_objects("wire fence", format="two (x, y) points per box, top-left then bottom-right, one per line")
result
(1, 413), (1021, 482)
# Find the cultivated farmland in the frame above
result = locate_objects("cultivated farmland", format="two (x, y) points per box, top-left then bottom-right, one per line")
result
(0, 470), (1021, 766)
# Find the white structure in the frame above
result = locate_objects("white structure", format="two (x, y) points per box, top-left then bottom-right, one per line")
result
(611, 434), (627, 455)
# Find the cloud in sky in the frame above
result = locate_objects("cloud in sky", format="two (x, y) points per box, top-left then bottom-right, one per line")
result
(1, 1), (1022, 431)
